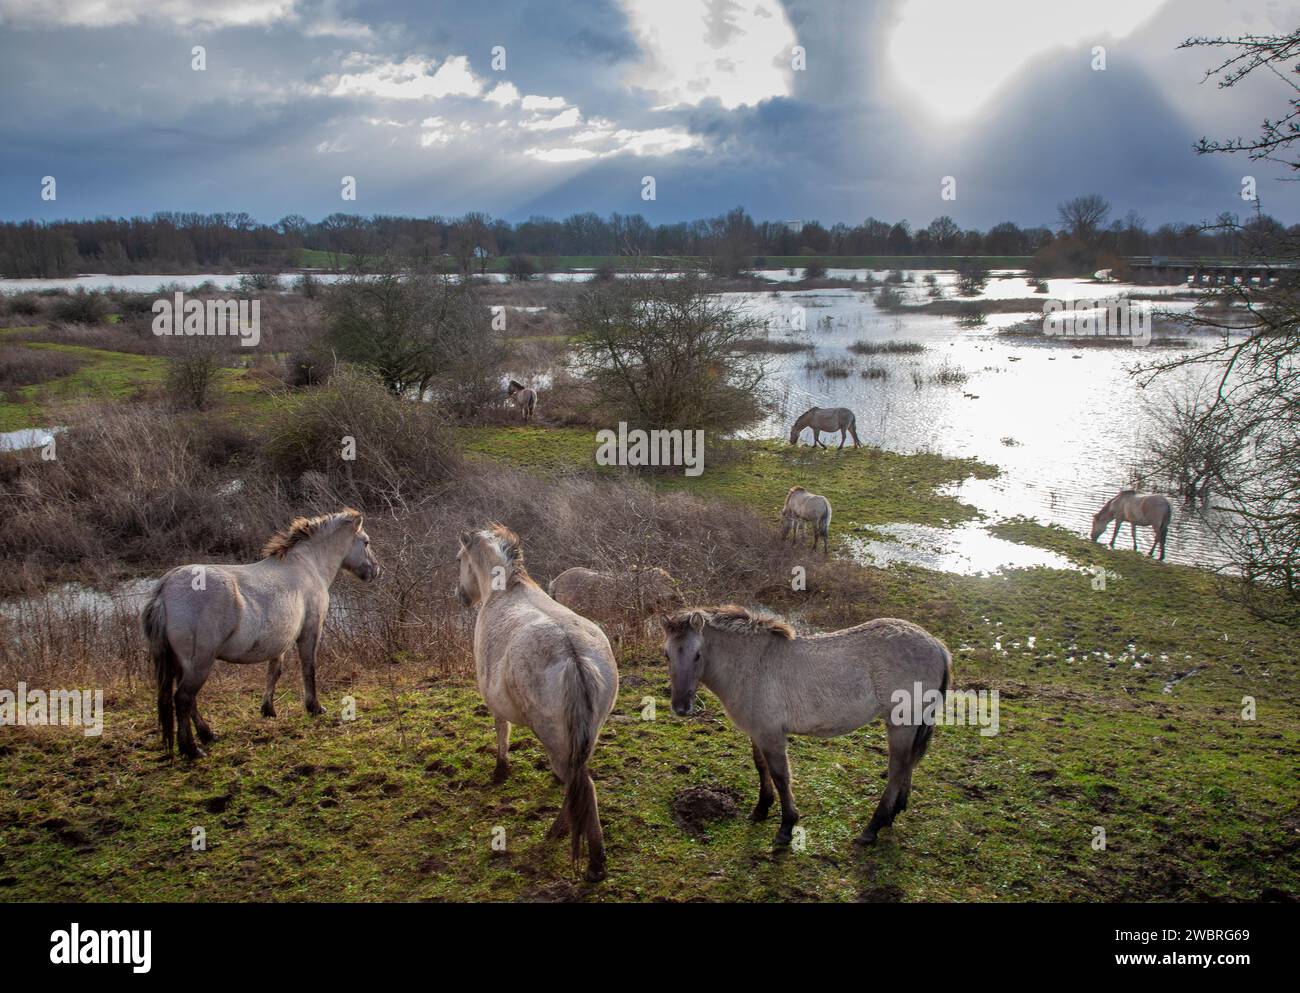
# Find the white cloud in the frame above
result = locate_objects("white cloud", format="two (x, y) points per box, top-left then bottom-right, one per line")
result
(485, 82), (520, 107)
(521, 94), (568, 111)
(619, 0), (796, 109)
(609, 127), (696, 156)
(0, 0), (296, 28)
(326, 54), (483, 101)
(524, 120), (699, 163)
(522, 107), (582, 131)
(526, 147), (599, 162)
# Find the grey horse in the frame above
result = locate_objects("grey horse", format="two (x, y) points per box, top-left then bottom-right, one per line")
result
(457, 524), (618, 882)
(788, 406), (861, 449)
(1090, 490), (1173, 560)
(662, 605), (951, 849)
(142, 509), (379, 759)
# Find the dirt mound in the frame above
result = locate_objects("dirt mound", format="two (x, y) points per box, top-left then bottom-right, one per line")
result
(672, 785), (741, 836)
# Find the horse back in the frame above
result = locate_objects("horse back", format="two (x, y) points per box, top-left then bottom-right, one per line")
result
(476, 586), (618, 730)
(154, 560), (319, 663)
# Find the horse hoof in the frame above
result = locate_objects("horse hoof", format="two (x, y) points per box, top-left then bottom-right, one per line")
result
(260, 704), (276, 719)
(854, 832), (878, 847)
(584, 865), (607, 884)
(181, 747), (206, 761)
(306, 704), (326, 717)
(491, 762), (510, 784)
(749, 806), (771, 823)
(772, 831), (793, 848)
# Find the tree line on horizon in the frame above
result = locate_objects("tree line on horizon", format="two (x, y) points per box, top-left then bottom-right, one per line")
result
(0, 200), (1290, 280)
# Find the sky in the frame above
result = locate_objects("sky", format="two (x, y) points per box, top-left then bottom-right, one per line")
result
(0, 0), (1296, 228)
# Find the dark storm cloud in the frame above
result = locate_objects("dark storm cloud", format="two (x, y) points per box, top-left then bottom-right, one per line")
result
(0, 0), (1293, 226)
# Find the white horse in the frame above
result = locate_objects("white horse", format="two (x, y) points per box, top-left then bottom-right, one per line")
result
(456, 524), (619, 881)
(142, 509), (379, 759)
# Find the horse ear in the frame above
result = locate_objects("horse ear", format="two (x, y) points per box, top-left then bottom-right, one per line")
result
(688, 610), (706, 632)
(459, 531), (473, 548)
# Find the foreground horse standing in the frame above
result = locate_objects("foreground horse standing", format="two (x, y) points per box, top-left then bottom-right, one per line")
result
(661, 605), (951, 848)
(1090, 489), (1173, 560)
(781, 485), (833, 553)
(142, 509), (380, 759)
(507, 380), (537, 421)
(788, 406), (861, 449)
(457, 525), (618, 882)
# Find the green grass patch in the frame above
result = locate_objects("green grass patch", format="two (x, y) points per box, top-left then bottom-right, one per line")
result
(1, 658), (1293, 902)
(0, 338), (282, 431)
(459, 426), (996, 532)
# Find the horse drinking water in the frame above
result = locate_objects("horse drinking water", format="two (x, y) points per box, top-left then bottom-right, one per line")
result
(1090, 490), (1173, 560)
(661, 605), (951, 848)
(142, 509), (380, 759)
(457, 524), (619, 882)
(788, 406), (861, 449)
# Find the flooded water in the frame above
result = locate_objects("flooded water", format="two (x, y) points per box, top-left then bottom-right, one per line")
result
(2, 266), (1228, 577)
(733, 272), (1228, 571)
(844, 522), (1078, 575)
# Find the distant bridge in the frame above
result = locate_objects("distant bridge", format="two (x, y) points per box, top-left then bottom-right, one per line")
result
(1125, 255), (1299, 286)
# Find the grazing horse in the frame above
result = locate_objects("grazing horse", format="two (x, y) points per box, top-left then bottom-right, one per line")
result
(142, 509), (380, 759)
(661, 605), (951, 848)
(788, 406), (861, 449)
(507, 380), (537, 421)
(457, 524), (619, 882)
(548, 565), (679, 621)
(781, 486), (833, 554)
(1090, 490), (1173, 560)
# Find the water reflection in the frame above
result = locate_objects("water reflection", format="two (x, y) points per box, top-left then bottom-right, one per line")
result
(844, 522), (1078, 575)
(735, 274), (1229, 570)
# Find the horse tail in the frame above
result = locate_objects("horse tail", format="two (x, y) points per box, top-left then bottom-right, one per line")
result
(561, 649), (603, 871)
(526, 392), (536, 417)
(911, 644), (950, 766)
(143, 582), (176, 755)
(848, 411), (862, 446)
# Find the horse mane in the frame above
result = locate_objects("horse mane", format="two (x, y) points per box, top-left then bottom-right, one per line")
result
(508, 380), (525, 393)
(786, 485), (807, 496)
(262, 508), (361, 559)
(468, 522), (531, 587)
(664, 604), (796, 640)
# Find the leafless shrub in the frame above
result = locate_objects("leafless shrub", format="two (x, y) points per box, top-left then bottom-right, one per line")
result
(0, 345), (85, 393)
(262, 364), (459, 510)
